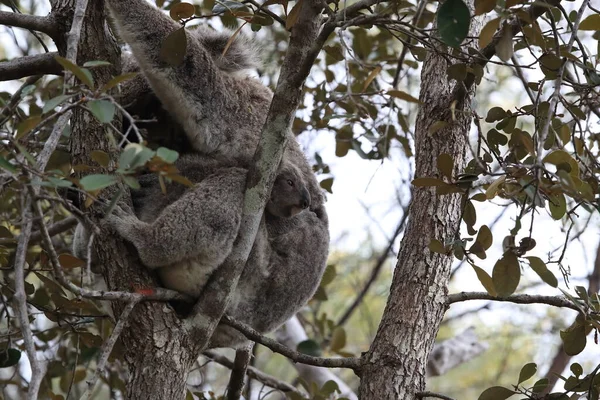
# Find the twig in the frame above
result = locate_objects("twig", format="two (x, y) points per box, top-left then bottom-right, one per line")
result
(0, 75), (42, 119)
(221, 315), (361, 370)
(0, 216), (78, 246)
(226, 343), (254, 400)
(417, 391), (456, 400)
(0, 52), (62, 81)
(203, 350), (305, 396)
(64, 0), (89, 75)
(12, 195), (46, 400)
(0, 11), (58, 38)
(37, 112), (72, 171)
(81, 300), (139, 400)
(336, 212), (407, 326)
(448, 292), (581, 312)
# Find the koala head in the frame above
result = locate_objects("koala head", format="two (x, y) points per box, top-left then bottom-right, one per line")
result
(266, 162), (311, 218)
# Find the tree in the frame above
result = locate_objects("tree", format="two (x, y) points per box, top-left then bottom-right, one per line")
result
(1, 0), (599, 399)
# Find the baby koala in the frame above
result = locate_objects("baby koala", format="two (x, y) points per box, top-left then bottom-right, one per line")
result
(106, 156), (311, 297)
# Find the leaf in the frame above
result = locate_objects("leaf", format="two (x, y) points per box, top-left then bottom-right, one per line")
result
(387, 89), (420, 103)
(478, 386), (516, 400)
(447, 63), (467, 81)
(54, 55), (94, 88)
(476, 225), (493, 250)
(79, 174), (118, 191)
(429, 239), (447, 254)
(479, 18), (500, 48)
(412, 177), (447, 187)
(82, 60), (112, 67)
(526, 256), (558, 288)
(212, 0), (248, 14)
(297, 339), (322, 357)
(59, 254), (86, 269)
(286, 0), (303, 31)
(485, 176), (505, 199)
(169, 2), (195, 19)
(160, 27), (187, 67)
(88, 100), (116, 124)
(123, 176), (141, 190)
(463, 200), (476, 227)
(492, 253), (520, 297)
(437, 153), (454, 180)
(579, 14), (600, 30)
(475, 0), (495, 15)
(320, 177), (334, 193)
(0, 349), (21, 368)
(429, 121), (448, 134)
(156, 147), (179, 164)
(0, 156), (16, 173)
(330, 327), (346, 352)
(518, 362), (537, 384)
(570, 362), (583, 376)
(43, 94), (71, 114)
(91, 150), (110, 167)
(472, 265), (497, 296)
(320, 264), (336, 286)
(560, 322), (586, 356)
(437, 0), (471, 48)
(495, 25), (514, 62)
(362, 66), (382, 92)
(100, 72), (138, 93)
(16, 116), (42, 139)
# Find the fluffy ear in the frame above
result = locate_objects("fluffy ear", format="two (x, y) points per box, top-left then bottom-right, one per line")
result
(191, 26), (262, 73)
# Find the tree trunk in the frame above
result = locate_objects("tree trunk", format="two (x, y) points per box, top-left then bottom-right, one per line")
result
(358, 9), (480, 399)
(52, 1), (197, 398)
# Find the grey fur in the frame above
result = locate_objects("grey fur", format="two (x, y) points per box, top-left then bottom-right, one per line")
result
(71, 0), (330, 348)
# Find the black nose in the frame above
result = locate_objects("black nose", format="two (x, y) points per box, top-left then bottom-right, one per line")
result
(301, 190), (310, 209)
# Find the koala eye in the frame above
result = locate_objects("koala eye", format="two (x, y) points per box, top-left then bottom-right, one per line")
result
(287, 179), (294, 187)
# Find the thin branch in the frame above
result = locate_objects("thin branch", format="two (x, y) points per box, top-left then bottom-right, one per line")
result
(0, 11), (58, 38)
(226, 343), (254, 400)
(417, 391), (456, 400)
(81, 299), (139, 400)
(12, 195), (45, 400)
(0, 75), (42, 119)
(221, 315), (361, 370)
(64, 0), (89, 72)
(336, 212), (407, 326)
(0, 52), (62, 81)
(448, 292), (581, 312)
(0, 216), (78, 246)
(203, 350), (305, 396)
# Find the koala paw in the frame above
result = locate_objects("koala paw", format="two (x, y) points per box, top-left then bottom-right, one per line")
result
(104, 204), (139, 237)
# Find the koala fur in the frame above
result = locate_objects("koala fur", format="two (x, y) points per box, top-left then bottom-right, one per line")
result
(73, 0), (330, 347)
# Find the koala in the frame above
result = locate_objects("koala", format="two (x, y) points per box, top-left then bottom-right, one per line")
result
(95, 156), (326, 348)
(73, 0), (330, 347)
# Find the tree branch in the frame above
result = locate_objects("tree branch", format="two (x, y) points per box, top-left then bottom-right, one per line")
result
(226, 343), (254, 400)
(417, 391), (456, 400)
(203, 350), (306, 396)
(0, 52), (62, 81)
(447, 292), (581, 312)
(0, 216), (78, 246)
(0, 11), (58, 38)
(221, 315), (361, 370)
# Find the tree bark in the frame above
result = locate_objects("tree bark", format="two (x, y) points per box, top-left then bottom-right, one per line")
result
(358, 8), (480, 399)
(51, 0), (198, 398)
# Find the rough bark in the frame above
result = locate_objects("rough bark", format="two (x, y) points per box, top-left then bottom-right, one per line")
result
(358, 10), (479, 400)
(51, 0), (197, 398)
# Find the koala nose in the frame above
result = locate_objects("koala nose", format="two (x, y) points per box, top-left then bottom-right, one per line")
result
(301, 190), (310, 209)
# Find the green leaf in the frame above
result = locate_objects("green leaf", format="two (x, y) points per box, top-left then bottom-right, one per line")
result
(91, 150), (111, 167)
(123, 176), (141, 190)
(100, 72), (139, 93)
(212, 0), (249, 14)
(478, 386), (516, 400)
(548, 193), (566, 220)
(471, 265), (497, 296)
(412, 177), (447, 187)
(437, 0), (471, 48)
(320, 380), (340, 397)
(570, 362), (583, 376)
(526, 256), (558, 288)
(485, 107), (506, 122)
(54, 55), (94, 88)
(387, 89), (420, 103)
(320, 177), (334, 193)
(83, 60), (112, 67)
(492, 253), (520, 297)
(579, 14), (600, 30)
(560, 321), (587, 356)
(330, 327), (346, 352)
(170, 2), (195, 19)
(88, 100), (116, 124)
(429, 239), (447, 254)
(463, 200), (476, 227)
(42, 94), (71, 114)
(474, 0), (495, 15)
(297, 339), (322, 357)
(437, 153), (454, 180)
(79, 174), (118, 191)
(160, 27), (187, 67)
(476, 225), (493, 250)
(0, 349), (21, 368)
(517, 362), (537, 384)
(156, 147), (179, 164)
(320, 264), (336, 286)
(0, 156), (17, 173)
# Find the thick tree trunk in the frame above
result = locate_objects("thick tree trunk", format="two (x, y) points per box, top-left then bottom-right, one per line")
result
(358, 11), (479, 400)
(52, 1), (196, 398)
